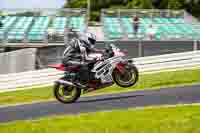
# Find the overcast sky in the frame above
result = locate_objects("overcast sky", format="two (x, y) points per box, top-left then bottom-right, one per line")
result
(0, 0), (66, 9)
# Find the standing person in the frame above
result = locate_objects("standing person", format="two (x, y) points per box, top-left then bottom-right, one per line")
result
(146, 23), (157, 40)
(47, 27), (56, 40)
(132, 15), (140, 37)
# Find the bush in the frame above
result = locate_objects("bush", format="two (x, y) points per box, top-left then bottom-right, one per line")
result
(90, 11), (100, 21)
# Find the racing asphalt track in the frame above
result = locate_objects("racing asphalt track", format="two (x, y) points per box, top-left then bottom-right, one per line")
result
(1, 85), (200, 123)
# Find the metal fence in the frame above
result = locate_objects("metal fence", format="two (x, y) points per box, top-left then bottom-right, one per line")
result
(0, 8), (87, 44)
(1, 50), (200, 92)
(102, 9), (186, 19)
(101, 9), (200, 41)
(0, 40), (199, 74)
(33, 40), (199, 69)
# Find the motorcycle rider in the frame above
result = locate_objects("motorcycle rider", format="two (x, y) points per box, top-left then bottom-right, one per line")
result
(62, 32), (100, 87)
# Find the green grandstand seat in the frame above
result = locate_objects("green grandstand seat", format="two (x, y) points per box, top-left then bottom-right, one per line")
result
(28, 35), (44, 41)
(121, 17), (133, 34)
(68, 16), (85, 32)
(152, 18), (164, 23)
(28, 16), (49, 41)
(0, 29), (4, 40)
(155, 33), (162, 40)
(104, 17), (119, 23)
(52, 17), (67, 34)
(103, 17), (123, 39)
(177, 24), (193, 35)
(162, 18), (171, 24)
(168, 18), (184, 23)
(141, 18), (152, 24)
(124, 25), (133, 33)
(103, 16), (200, 40)
(7, 16), (33, 41)
(0, 14), (87, 42)
(121, 17), (132, 23)
(0, 16), (17, 37)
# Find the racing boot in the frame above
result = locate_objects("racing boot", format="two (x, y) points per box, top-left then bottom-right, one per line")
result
(63, 72), (87, 88)
(74, 66), (90, 88)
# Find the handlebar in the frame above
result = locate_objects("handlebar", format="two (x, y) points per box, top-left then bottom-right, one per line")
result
(103, 48), (114, 59)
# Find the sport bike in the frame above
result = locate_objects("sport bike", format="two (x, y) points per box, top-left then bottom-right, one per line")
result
(49, 44), (139, 103)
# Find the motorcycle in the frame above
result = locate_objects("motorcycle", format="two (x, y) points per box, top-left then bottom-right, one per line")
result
(49, 43), (139, 103)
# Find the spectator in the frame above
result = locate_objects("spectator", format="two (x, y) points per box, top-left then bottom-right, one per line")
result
(146, 23), (157, 40)
(132, 15), (140, 37)
(47, 27), (56, 40)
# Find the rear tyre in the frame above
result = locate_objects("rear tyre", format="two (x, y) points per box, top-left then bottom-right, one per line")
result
(112, 65), (138, 87)
(54, 82), (81, 104)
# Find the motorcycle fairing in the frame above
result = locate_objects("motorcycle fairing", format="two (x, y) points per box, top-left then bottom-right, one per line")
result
(91, 56), (125, 83)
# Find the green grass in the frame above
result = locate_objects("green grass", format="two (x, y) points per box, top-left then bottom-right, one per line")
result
(1, 104), (200, 133)
(0, 68), (200, 105)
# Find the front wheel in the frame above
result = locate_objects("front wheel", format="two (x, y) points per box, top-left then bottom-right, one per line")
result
(54, 82), (81, 104)
(112, 65), (139, 87)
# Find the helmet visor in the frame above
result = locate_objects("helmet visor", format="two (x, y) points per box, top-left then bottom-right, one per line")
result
(88, 38), (96, 45)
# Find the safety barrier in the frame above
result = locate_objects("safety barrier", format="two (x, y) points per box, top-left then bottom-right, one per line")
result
(0, 50), (200, 92)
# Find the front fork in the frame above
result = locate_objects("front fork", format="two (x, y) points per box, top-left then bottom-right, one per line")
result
(115, 60), (134, 74)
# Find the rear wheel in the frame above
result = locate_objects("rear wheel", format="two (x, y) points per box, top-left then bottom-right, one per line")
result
(112, 65), (138, 87)
(54, 82), (81, 103)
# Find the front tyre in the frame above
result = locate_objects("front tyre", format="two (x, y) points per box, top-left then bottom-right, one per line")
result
(112, 65), (138, 87)
(54, 82), (81, 104)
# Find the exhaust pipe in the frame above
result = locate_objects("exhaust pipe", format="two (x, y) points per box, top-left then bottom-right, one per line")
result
(56, 80), (76, 87)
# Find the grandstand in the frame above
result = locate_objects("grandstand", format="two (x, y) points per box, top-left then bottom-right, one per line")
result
(101, 9), (200, 41)
(0, 9), (200, 45)
(0, 9), (87, 44)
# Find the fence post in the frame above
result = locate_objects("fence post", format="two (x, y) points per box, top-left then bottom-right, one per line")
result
(118, 8), (120, 19)
(193, 40), (198, 51)
(64, 28), (68, 44)
(138, 39), (142, 57)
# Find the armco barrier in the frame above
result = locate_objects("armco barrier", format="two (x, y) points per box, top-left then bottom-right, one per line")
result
(0, 50), (200, 93)
(134, 50), (200, 72)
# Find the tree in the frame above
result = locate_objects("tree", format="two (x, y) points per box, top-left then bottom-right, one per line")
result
(65, 0), (200, 21)
(168, 0), (184, 9)
(142, 0), (153, 9)
(184, 0), (200, 17)
(152, 0), (163, 8)
(65, 0), (87, 8)
(158, 0), (169, 9)
(127, 0), (153, 9)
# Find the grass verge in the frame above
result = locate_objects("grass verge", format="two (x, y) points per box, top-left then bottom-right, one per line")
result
(0, 68), (200, 105)
(0, 104), (200, 133)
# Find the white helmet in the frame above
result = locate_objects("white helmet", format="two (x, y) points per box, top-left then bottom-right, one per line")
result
(79, 32), (96, 49)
